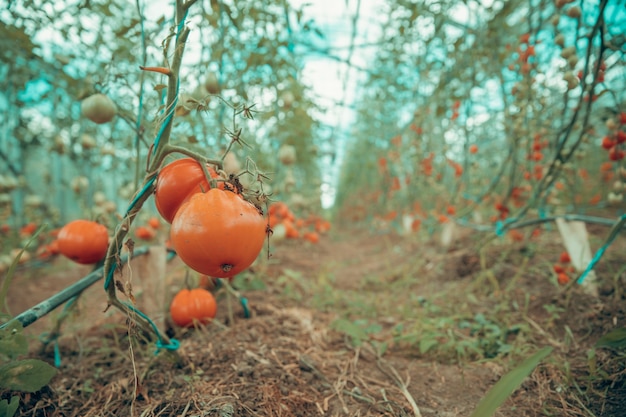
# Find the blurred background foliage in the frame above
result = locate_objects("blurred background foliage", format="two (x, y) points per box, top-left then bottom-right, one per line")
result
(0, 0), (321, 227)
(0, 0), (625, 237)
(335, 0), (625, 233)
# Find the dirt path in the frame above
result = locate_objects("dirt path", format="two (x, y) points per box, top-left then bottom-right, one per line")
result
(4, 226), (624, 416)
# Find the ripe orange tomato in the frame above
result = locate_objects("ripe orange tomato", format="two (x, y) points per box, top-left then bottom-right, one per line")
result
(57, 220), (109, 264)
(169, 288), (217, 327)
(315, 219), (331, 234)
(303, 231), (319, 243)
(282, 218), (300, 238)
(135, 226), (156, 241)
(155, 158), (223, 223)
(469, 144), (478, 154)
(602, 136), (616, 150)
(170, 189), (266, 278)
(19, 222), (37, 237)
(148, 216), (161, 229)
(557, 273), (570, 285)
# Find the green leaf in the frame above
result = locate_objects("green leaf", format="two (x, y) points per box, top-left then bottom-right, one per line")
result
(595, 328), (626, 349)
(0, 359), (58, 392)
(0, 321), (28, 360)
(331, 319), (368, 346)
(470, 347), (552, 417)
(0, 396), (20, 417)
(419, 338), (439, 354)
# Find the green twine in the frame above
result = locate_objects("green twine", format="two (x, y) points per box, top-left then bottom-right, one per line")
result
(125, 302), (180, 352)
(240, 296), (250, 319)
(577, 214), (626, 284)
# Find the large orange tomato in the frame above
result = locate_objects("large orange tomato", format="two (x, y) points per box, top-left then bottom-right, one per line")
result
(169, 288), (217, 327)
(154, 158), (223, 223)
(57, 220), (109, 264)
(170, 189), (266, 278)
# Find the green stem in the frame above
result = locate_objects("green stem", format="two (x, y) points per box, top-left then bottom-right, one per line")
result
(102, 0), (198, 349)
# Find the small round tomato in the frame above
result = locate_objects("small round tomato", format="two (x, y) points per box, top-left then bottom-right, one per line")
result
(303, 231), (319, 243)
(557, 273), (570, 285)
(169, 288), (217, 327)
(57, 220), (109, 264)
(170, 189), (266, 278)
(135, 226), (156, 241)
(148, 216), (161, 229)
(154, 158), (223, 223)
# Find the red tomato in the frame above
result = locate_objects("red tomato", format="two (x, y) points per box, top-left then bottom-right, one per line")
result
(609, 146), (625, 161)
(508, 230), (524, 242)
(135, 226), (156, 240)
(303, 231), (320, 244)
(559, 251), (571, 264)
(282, 218), (300, 238)
(469, 144), (478, 154)
(170, 189), (266, 278)
(315, 219), (331, 234)
(155, 158), (223, 223)
(268, 202), (292, 219)
(20, 222), (37, 236)
(602, 136), (616, 150)
(169, 288), (217, 327)
(36, 239), (60, 260)
(57, 220), (109, 264)
(557, 273), (570, 285)
(148, 216), (161, 229)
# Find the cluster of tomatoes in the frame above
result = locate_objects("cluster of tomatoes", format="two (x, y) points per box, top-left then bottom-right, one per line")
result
(154, 158), (267, 279)
(268, 201), (330, 244)
(553, 251), (575, 285)
(600, 112), (626, 162)
(4, 156), (334, 328)
(153, 157), (268, 328)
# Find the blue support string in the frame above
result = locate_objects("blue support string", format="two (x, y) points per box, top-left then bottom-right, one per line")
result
(495, 218), (517, 237)
(125, 175), (157, 217)
(125, 302), (180, 352)
(240, 297), (250, 319)
(107, 175), (155, 289)
(577, 214), (626, 284)
(38, 295), (80, 367)
(495, 221), (504, 237)
(53, 341), (61, 367)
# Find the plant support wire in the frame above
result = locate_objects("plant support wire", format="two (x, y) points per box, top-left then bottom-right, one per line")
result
(0, 247), (176, 331)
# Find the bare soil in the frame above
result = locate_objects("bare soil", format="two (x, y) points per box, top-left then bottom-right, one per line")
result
(2, 224), (626, 417)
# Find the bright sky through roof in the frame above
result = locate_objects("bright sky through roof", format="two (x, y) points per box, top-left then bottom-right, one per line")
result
(288, 0), (387, 207)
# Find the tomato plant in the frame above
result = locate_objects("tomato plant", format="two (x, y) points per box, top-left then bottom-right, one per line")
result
(57, 220), (109, 264)
(169, 287), (217, 327)
(154, 158), (224, 223)
(170, 189), (266, 278)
